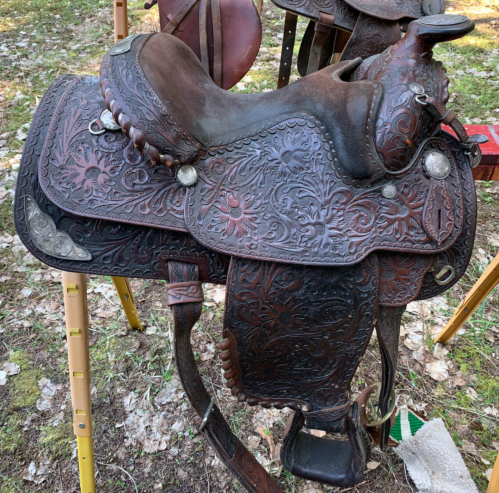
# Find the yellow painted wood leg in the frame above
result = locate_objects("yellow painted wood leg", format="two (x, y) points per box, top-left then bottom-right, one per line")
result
(112, 276), (143, 331)
(62, 272), (95, 493)
(114, 0), (128, 44)
(435, 253), (499, 344)
(257, 0), (264, 15)
(488, 452), (499, 493)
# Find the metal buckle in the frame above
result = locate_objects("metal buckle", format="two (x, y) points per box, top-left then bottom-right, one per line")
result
(198, 397), (215, 432)
(435, 265), (456, 285)
(365, 382), (397, 427)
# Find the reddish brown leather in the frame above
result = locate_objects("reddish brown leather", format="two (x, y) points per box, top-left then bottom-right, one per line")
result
(166, 281), (204, 304)
(156, 0), (261, 89)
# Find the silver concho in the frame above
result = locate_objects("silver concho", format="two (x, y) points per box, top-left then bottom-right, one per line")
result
(424, 152), (451, 180)
(409, 83), (425, 96)
(100, 109), (121, 131)
(177, 165), (198, 187)
(109, 34), (141, 56)
(381, 183), (397, 199)
(25, 195), (92, 261)
(418, 14), (469, 26)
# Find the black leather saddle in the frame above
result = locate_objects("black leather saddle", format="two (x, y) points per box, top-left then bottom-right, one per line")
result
(15, 14), (482, 492)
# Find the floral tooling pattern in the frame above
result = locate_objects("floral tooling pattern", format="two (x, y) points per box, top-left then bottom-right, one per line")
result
(39, 77), (188, 232)
(187, 119), (464, 266)
(223, 256), (378, 410)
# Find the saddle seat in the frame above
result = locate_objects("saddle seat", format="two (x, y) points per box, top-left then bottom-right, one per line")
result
(99, 33), (386, 183)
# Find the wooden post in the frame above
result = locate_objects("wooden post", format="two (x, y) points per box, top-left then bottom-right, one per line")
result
(488, 453), (499, 493)
(435, 253), (499, 344)
(114, 0), (129, 44)
(112, 276), (143, 331)
(62, 272), (95, 493)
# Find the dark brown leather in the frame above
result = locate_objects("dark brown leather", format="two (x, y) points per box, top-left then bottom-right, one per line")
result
(14, 14), (478, 492)
(153, 0), (261, 89)
(277, 12), (298, 89)
(168, 260), (283, 492)
(166, 281), (204, 304)
(273, 0), (445, 88)
(306, 13), (335, 74)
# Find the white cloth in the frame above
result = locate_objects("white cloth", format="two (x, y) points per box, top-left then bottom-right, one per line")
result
(395, 418), (478, 493)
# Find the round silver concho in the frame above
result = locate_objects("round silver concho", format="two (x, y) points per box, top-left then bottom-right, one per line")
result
(382, 183), (397, 199)
(177, 164), (198, 187)
(418, 14), (469, 26)
(409, 83), (425, 96)
(100, 109), (121, 131)
(424, 152), (451, 180)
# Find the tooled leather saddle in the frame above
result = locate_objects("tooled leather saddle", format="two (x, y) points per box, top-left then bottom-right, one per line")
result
(273, 0), (446, 88)
(15, 14), (484, 491)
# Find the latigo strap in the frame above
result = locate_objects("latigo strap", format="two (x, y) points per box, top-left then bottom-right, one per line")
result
(168, 260), (283, 492)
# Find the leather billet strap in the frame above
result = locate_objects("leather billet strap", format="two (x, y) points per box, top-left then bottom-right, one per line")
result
(168, 260), (283, 493)
(211, 0), (223, 87)
(198, 0), (210, 73)
(307, 12), (335, 75)
(277, 11), (298, 89)
(425, 96), (469, 143)
(376, 305), (406, 448)
(166, 281), (204, 305)
(162, 0), (198, 33)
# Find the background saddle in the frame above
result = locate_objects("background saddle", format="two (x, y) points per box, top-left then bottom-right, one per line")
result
(15, 13), (481, 492)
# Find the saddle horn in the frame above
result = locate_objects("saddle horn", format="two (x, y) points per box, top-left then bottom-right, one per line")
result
(393, 14), (474, 57)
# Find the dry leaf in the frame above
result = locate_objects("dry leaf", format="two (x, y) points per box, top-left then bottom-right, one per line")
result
(309, 429), (326, 438)
(256, 426), (276, 457)
(492, 441), (499, 451)
(366, 461), (381, 470)
(465, 387), (478, 401)
(3, 362), (20, 375)
(88, 335), (99, 347)
(485, 468), (493, 481)
(461, 441), (477, 455)
(247, 435), (261, 451)
(453, 377), (465, 387)
(426, 360), (449, 381)
(0, 371), (7, 386)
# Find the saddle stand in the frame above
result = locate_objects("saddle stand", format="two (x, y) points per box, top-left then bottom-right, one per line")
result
(15, 12), (486, 492)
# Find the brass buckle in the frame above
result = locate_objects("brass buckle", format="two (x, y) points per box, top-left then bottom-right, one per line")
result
(435, 265), (456, 285)
(365, 383), (397, 427)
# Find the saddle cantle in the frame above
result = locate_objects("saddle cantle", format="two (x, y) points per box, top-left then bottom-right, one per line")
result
(15, 14), (482, 492)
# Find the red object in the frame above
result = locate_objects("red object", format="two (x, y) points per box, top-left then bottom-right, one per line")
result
(442, 124), (499, 181)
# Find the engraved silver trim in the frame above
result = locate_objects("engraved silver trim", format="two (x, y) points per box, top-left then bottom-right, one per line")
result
(382, 183), (397, 199)
(418, 14), (469, 26)
(25, 195), (92, 261)
(425, 151), (451, 179)
(109, 34), (141, 56)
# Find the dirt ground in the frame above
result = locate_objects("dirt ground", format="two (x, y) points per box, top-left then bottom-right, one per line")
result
(0, 0), (499, 492)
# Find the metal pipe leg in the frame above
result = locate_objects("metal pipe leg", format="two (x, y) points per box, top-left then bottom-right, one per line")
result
(112, 276), (143, 331)
(435, 253), (499, 344)
(114, 0), (129, 44)
(62, 272), (95, 493)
